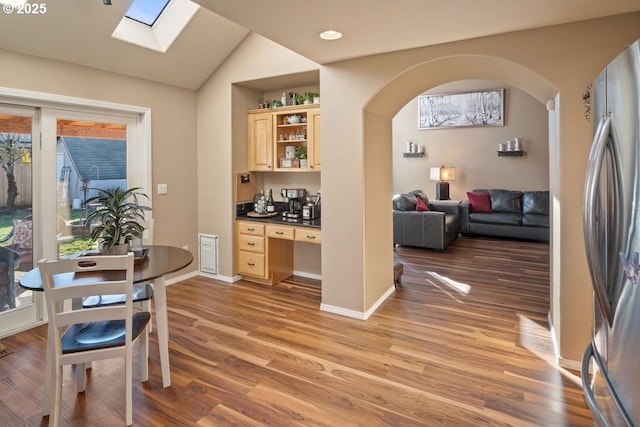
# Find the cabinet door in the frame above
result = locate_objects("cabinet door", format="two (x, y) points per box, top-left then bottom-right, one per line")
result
(248, 112), (273, 171)
(308, 109), (321, 170)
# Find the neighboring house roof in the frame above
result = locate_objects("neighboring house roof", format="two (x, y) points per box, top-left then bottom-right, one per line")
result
(60, 137), (126, 181)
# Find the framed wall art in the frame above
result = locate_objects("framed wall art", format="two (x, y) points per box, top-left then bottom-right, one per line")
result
(418, 88), (504, 129)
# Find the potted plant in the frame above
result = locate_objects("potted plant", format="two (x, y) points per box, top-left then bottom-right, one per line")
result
(301, 92), (319, 104)
(83, 187), (151, 255)
(296, 146), (308, 168)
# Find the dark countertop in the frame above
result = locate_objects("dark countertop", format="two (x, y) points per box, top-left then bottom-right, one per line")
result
(236, 213), (321, 229)
(236, 201), (321, 229)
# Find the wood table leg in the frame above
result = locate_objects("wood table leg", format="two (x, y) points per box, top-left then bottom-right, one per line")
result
(153, 276), (171, 387)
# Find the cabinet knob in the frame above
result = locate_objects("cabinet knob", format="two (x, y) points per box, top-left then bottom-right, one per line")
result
(247, 242), (255, 246)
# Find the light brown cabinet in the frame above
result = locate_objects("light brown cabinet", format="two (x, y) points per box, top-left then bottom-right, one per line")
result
(237, 222), (266, 278)
(247, 105), (320, 172)
(247, 112), (273, 171)
(237, 220), (321, 285)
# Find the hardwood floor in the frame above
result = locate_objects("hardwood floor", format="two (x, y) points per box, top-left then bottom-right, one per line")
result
(0, 236), (593, 426)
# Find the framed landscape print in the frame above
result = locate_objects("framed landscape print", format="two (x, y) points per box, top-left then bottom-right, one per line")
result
(418, 88), (504, 129)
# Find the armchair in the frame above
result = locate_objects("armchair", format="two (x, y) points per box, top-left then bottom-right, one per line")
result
(393, 190), (460, 251)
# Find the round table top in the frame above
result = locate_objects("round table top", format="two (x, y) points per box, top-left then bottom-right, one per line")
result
(19, 245), (193, 290)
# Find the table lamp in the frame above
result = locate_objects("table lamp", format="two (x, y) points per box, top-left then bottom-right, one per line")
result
(430, 165), (456, 200)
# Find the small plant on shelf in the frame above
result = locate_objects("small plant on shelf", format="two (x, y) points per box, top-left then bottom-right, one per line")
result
(301, 92), (319, 104)
(295, 146), (307, 159)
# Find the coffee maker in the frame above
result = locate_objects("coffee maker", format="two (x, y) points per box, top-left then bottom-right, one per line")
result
(280, 188), (306, 219)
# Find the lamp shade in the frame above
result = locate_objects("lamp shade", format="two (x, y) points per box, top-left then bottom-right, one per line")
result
(430, 165), (456, 182)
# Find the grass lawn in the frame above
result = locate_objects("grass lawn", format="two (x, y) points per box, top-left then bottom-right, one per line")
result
(0, 208), (97, 257)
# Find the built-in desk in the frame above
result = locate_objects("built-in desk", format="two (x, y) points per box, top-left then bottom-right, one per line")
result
(236, 216), (320, 285)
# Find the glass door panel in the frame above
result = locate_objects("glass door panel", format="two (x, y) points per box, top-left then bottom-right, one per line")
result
(0, 105), (39, 337)
(55, 119), (128, 258)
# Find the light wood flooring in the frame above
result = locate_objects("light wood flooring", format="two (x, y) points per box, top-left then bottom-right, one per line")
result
(0, 236), (593, 426)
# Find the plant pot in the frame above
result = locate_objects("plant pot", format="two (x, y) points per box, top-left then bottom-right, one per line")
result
(102, 243), (130, 255)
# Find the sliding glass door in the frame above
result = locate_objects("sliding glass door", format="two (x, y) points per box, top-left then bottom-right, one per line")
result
(0, 104), (40, 336)
(0, 99), (149, 338)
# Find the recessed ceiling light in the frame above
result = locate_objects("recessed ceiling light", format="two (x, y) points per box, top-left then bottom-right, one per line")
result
(319, 30), (342, 41)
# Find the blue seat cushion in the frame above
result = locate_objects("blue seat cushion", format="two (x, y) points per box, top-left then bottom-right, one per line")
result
(82, 284), (153, 308)
(61, 311), (150, 354)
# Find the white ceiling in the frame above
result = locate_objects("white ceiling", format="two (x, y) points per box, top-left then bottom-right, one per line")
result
(1, 0), (638, 90)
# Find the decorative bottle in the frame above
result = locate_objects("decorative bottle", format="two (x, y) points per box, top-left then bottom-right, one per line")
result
(267, 188), (275, 213)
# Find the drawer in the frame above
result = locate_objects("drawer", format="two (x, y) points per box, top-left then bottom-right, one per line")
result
(266, 225), (295, 240)
(238, 251), (265, 277)
(295, 228), (322, 244)
(238, 234), (264, 253)
(238, 221), (265, 236)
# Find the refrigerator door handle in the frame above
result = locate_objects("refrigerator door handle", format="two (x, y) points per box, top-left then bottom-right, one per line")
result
(584, 115), (616, 325)
(582, 343), (635, 427)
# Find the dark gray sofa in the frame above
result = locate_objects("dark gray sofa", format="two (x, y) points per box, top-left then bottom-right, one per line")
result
(393, 190), (460, 251)
(460, 189), (549, 242)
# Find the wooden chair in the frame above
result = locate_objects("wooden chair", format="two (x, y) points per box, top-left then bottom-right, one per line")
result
(39, 253), (150, 427)
(82, 219), (155, 330)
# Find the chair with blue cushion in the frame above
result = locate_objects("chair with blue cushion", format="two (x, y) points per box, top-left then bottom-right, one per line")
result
(39, 253), (150, 427)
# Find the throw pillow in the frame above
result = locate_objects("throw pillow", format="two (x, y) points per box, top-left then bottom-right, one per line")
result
(467, 191), (492, 213)
(415, 198), (430, 211)
(409, 189), (430, 206)
(12, 219), (33, 249)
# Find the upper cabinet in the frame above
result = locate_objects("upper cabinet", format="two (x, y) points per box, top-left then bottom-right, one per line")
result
(248, 105), (320, 172)
(247, 111), (273, 171)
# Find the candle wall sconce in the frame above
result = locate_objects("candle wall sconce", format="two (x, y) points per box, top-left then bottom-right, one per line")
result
(498, 138), (524, 156)
(403, 141), (425, 157)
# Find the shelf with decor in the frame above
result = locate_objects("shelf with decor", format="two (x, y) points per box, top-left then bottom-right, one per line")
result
(248, 105), (320, 172)
(498, 150), (524, 157)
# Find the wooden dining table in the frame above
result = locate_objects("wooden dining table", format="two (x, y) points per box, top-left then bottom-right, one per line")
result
(19, 245), (193, 389)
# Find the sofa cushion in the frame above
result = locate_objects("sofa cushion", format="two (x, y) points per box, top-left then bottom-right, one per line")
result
(523, 213), (549, 228)
(467, 191), (492, 213)
(469, 212), (522, 226)
(392, 194), (417, 211)
(416, 198), (430, 211)
(523, 191), (549, 215)
(488, 189), (523, 213)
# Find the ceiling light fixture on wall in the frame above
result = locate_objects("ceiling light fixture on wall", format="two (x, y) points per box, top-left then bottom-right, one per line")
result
(319, 30), (342, 41)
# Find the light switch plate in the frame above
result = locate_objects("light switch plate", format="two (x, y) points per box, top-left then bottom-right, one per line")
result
(157, 183), (168, 195)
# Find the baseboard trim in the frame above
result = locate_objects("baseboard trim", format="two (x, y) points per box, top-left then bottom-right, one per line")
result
(547, 311), (582, 371)
(166, 270), (198, 285)
(197, 272), (241, 283)
(320, 283), (395, 320)
(293, 270), (322, 281)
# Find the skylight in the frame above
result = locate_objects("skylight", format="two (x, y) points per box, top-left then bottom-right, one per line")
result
(125, 0), (171, 27)
(112, 0), (199, 53)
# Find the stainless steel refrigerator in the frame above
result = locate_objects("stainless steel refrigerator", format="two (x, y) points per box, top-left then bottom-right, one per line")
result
(581, 39), (640, 427)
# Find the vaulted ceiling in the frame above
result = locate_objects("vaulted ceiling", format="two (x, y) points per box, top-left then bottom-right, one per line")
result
(1, 0), (638, 90)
